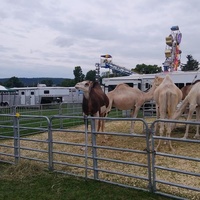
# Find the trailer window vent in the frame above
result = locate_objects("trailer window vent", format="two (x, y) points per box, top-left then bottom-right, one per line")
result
(44, 90), (50, 94)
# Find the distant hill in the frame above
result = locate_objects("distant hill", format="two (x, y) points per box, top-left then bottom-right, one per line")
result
(0, 77), (71, 86)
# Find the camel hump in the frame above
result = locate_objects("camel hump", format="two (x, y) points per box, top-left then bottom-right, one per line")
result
(164, 74), (173, 83)
(115, 83), (130, 89)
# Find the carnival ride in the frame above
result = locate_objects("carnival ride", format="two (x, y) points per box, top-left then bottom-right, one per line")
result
(96, 55), (134, 77)
(163, 26), (182, 72)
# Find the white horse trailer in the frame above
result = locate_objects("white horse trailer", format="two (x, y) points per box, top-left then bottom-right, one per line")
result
(102, 71), (200, 92)
(3, 85), (83, 106)
(102, 71), (200, 117)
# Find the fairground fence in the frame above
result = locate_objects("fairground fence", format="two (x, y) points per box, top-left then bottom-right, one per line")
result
(0, 105), (200, 200)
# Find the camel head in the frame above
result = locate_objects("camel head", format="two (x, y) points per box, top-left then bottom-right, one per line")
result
(75, 80), (93, 93)
(75, 80), (94, 99)
(153, 76), (164, 87)
(75, 80), (102, 99)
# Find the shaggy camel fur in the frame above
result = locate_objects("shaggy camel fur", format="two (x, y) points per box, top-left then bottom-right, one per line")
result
(172, 82), (200, 139)
(106, 76), (164, 133)
(75, 80), (109, 132)
(153, 74), (182, 151)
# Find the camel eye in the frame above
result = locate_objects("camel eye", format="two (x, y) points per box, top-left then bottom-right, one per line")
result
(85, 83), (89, 87)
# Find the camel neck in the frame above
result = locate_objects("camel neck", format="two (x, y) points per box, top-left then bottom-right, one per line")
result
(143, 84), (156, 101)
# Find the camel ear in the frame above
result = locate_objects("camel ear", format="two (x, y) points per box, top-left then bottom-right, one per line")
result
(92, 81), (99, 88)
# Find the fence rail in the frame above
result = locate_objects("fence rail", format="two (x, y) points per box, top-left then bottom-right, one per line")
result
(0, 113), (200, 200)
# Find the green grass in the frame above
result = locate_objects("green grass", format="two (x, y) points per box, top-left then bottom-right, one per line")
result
(0, 162), (172, 200)
(0, 105), (125, 137)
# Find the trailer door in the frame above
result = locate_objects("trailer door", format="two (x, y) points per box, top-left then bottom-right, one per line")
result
(30, 90), (35, 105)
(20, 90), (26, 105)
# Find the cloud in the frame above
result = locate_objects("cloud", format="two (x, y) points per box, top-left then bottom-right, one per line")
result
(0, 45), (14, 52)
(53, 36), (74, 47)
(0, 0), (200, 78)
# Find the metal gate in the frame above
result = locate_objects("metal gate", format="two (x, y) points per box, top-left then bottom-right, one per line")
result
(0, 114), (200, 200)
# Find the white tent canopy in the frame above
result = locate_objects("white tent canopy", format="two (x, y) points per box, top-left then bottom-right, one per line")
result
(0, 85), (15, 92)
(0, 85), (16, 106)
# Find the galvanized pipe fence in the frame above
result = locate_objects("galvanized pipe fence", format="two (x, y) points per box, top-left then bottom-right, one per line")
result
(0, 113), (200, 200)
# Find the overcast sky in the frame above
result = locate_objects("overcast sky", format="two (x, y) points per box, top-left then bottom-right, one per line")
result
(0, 0), (199, 78)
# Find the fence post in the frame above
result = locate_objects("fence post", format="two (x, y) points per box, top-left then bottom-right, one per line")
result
(58, 103), (64, 128)
(11, 105), (16, 115)
(91, 117), (98, 180)
(13, 114), (20, 164)
(145, 123), (153, 193)
(48, 118), (53, 171)
(150, 122), (157, 194)
(84, 115), (88, 179)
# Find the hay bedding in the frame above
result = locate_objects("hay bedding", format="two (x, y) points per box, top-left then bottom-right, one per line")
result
(0, 119), (200, 199)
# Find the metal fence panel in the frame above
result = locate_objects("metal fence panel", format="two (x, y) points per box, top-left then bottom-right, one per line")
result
(150, 119), (200, 199)
(0, 114), (200, 199)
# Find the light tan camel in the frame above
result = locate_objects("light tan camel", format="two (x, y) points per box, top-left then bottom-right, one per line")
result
(153, 74), (182, 151)
(172, 82), (200, 139)
(106, 76), (164, 133)
(179, 80), (200, 117)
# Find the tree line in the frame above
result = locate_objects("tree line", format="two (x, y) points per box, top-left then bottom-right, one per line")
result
(0, 54), (199, 88)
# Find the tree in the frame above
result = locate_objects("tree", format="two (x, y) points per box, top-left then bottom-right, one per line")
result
(4, 76), (24, 87)
(41, 79), (53, 86)
(132, 64), (162, 74)
(181, 55), (199, 71)
(60, 79), (75, 87)
(73, 66), (85, 84)
(85, 70), (96, 81)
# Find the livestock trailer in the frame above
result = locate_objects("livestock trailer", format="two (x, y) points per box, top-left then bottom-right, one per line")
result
(102, 70), (200, 92)
(1, 85), (83, 106)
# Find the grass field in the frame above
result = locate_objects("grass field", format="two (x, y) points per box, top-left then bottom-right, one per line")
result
(0, 162), (172, 200)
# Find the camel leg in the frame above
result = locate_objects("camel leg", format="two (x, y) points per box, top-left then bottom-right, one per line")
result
(130, 105), (140, 133)
(183, 104), (197, 139)
(100, 119), (104, 132)
(166, 99), (177, 152)
(159, 103), (166, 135)
(98, 113), (104, 132)
(94, 112), (100, 132)
(194, 106), (200, 139)
(99, 112), (109, 143)
(166, 121), (175, 152)
(149, 104), (160, 144)
(155, 104), (160, 134)
(155, 128), (164, 152)
(99, 105), (109, 132)
(130, 107), (136, 133)
(155, 106), (166, 151)
(100, 111), (108, 132)
(155, 118), (165, 151)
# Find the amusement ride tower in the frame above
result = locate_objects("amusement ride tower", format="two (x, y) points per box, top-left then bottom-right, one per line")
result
(163, 26), (182, 72)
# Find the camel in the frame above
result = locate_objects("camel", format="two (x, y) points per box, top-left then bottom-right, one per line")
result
(172, 82), (200, 139)
(106, 76), (164, 133)
(153, 74), (182, 151)
(181, 85), (193, 100)
(181, 79), (200, 100)
(179, 80), (200, 117)
(75, 80), (109, 132)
